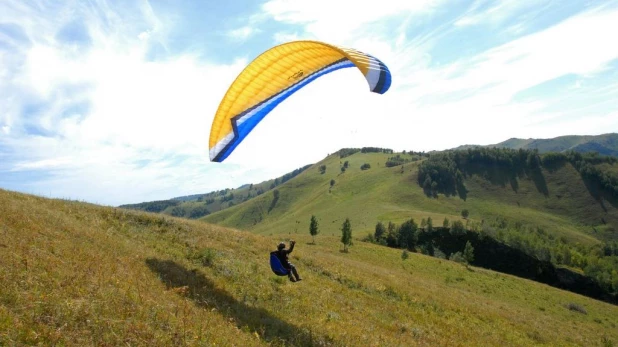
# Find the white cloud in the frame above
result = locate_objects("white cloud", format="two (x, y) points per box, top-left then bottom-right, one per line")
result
(262, 0), (444, 43)
(0, 2), (262, 205)
(138, 31), (150, 40)
(227, 26), (260, 41)
(10, 37), (248, 155)
(413, 5), (618, 104)
(11, 157), (74, 171)
(454, 0), (545, 27)
(523, 111), (618, 139)
(273, 31), (300, 43)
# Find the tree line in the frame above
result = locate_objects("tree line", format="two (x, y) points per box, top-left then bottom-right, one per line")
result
(119, 199), (180, 213)
(337, 147), (395, 158)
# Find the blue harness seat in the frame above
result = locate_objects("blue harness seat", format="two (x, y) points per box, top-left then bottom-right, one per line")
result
(270, 252), (290, 276)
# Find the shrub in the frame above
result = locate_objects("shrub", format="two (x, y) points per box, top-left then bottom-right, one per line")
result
(434, 248), (447, 259)
(461, 209), (469, 219)
(449, 251), (465, 263)
(450, 220), (465, 236)
(189, 206), (210, 219)
(362, 233), (376, 243)
(566, 303), (587, 314)
(187, 248), (216, 267)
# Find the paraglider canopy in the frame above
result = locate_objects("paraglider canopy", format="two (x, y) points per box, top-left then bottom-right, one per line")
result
(208, 40), (392, 163)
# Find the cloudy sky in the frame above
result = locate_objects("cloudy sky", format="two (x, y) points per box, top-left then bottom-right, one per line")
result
(1, 0), (618, 206)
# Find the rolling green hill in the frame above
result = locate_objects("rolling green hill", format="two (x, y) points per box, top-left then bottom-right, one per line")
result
(454, 133), (618, 157)
(2, 188), (618, 346)
(203, 149), (618, 241)
(122, 134), (618, 222)
(202, 148), (618, 301)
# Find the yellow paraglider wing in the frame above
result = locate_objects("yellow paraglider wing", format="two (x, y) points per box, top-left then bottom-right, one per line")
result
(209, 40), (392, 162)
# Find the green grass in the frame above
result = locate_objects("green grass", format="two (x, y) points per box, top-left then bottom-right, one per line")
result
(2, 188), (618, 346)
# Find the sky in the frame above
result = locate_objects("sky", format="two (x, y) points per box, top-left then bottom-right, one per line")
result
(1, 0), (618, 206)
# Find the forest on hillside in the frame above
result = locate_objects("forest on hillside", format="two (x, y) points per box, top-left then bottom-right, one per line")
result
(418, 147), (618, 202)
(363, 214), (618, 304)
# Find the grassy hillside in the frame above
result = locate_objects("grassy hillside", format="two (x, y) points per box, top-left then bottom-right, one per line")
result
(454, 133), (618, 157)
(125, 134), (618, 223)
(202, 150), (617, 244)
(125, 134), (618, 224)
(202, 149), (618, 299)
(2, 188), (618, 346)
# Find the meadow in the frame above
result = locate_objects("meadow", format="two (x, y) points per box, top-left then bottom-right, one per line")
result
(2, 188), (617, 346)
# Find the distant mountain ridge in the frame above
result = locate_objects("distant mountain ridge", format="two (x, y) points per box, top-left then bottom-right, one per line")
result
(452, 133), (618, 157)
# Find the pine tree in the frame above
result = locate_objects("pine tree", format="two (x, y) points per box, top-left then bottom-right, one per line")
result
(451, 220), (465, 236)
(309, 215), (319, 244)
(463, 241), (475, 264)
(374, 221), (386, 242)
(398, 219), (418, 250)
(341, 218), (352, 252)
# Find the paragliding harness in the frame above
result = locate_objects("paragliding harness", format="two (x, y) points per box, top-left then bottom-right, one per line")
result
(269, 251), (291, 276)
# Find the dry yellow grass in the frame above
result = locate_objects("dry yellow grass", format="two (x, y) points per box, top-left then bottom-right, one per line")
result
(1, 188), (617, 346)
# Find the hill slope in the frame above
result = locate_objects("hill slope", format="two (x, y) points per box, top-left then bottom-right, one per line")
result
(202, 149), (618, 299)
(2, 188), (618, 346)
(202, 150), (618, 243)
(122, 134), (618, 221)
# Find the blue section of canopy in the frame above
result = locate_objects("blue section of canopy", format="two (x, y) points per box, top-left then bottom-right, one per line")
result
(373, 58), (392, 94)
